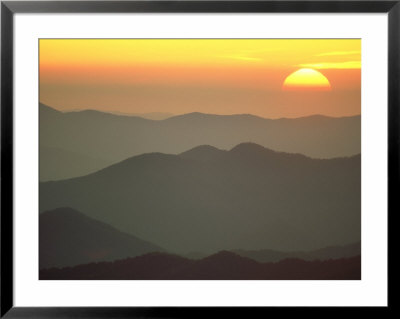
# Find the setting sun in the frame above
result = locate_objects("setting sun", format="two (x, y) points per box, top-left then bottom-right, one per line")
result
(282, 68), (331, 91)
(40, 39), (359, 118)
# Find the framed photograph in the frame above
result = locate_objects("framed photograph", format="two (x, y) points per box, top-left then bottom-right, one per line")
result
(1, 0), (397, 316)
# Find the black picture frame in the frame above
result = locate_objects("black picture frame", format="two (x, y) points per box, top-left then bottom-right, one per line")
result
(1, 0), (397, 317)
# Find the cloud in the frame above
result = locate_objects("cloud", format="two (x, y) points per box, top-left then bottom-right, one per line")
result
(315, 51), (361, 57)
(298, 61), (361, 69)
(220, 55), (263, 62)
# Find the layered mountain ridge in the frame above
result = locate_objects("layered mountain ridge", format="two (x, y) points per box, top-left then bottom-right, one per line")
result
(40, 251), (361, 280)
(40, 103), (361, 181)
(40, 142), (360, 254)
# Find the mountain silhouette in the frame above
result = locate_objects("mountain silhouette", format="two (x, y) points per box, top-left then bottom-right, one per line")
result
(180, 145), (226, 162)
(233, 241), (361, 263)
(109, 111), (173, 120)
(39, 207), (163, 269)
(40, 103), (360, 180)
(39, 251), (361, 280)
(40, 143), (360, 254)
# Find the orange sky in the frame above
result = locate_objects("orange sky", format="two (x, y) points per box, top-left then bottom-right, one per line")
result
(39, 39), (361, 118)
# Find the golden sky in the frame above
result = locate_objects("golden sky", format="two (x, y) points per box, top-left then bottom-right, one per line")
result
(39, 39), (361, 118)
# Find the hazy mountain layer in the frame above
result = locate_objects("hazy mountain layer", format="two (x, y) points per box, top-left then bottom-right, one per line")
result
(40, 146), (112, 181)
(40, 143), (361, 253)
(232, 241), (361, 263)
(39, 252), (361, 280)
(40, 207), (163, 269)
(40, 103), (360, 180)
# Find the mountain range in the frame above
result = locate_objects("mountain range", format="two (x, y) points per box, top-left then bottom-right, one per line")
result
(39, 251), (361, 280)
(40, 207), (361, 269)
(39, 142), (361, 254)
(40, 103), (361, 181)
(232, 242), (361, 263)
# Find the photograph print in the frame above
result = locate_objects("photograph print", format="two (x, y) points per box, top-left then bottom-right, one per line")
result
(39, 39), (361, 280)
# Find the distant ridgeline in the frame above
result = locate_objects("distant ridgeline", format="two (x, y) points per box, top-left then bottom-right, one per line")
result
(39, 103), (361, 181)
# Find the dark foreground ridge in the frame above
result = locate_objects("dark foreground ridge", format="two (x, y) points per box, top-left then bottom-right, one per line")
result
(40, 251), (361, 280)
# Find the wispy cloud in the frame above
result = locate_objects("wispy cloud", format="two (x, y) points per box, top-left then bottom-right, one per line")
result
(315, 51), (361, 57)
(220, 55), (263, 62)
(298, 61), (361, 69)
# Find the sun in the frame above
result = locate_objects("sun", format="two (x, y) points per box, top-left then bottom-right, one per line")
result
(282, 68), (331, 91)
